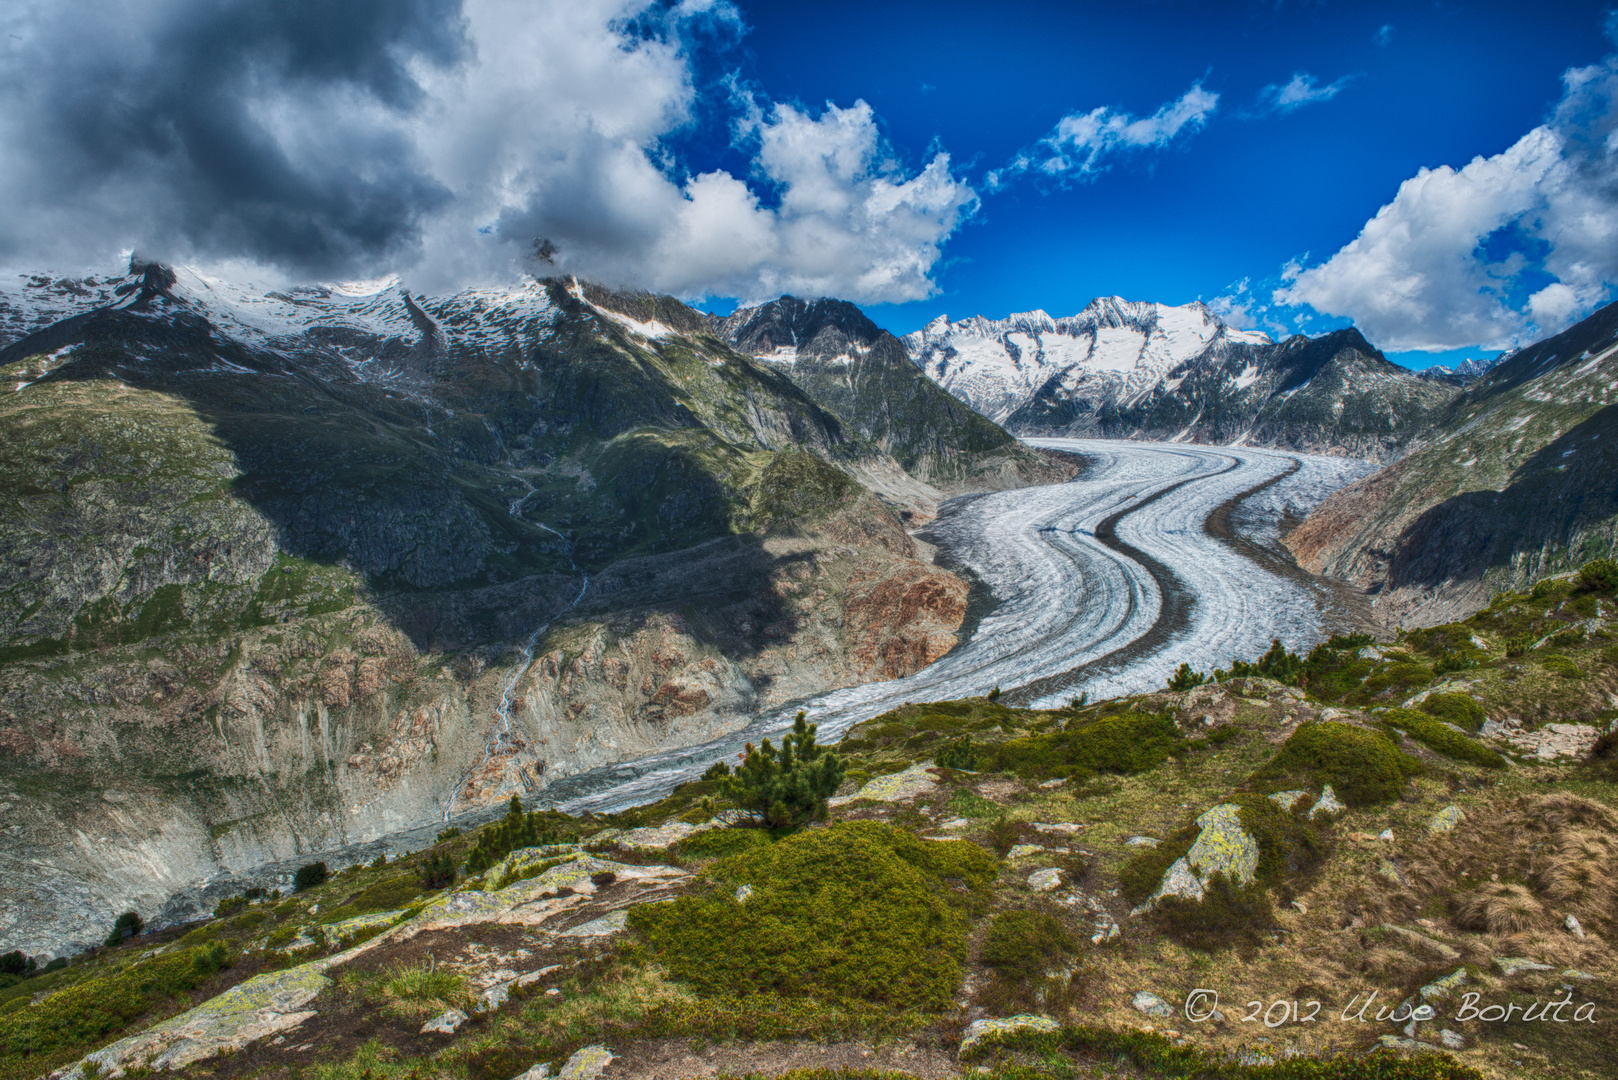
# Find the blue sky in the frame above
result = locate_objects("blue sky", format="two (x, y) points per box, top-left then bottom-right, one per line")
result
(713, 0), (1618, 368)
(4, 1), (1617, 369)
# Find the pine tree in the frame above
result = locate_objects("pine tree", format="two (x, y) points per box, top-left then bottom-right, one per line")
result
(723, 711), (846, 828)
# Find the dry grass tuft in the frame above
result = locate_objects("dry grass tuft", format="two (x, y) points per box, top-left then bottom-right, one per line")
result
(1452, 881), (1549, 935)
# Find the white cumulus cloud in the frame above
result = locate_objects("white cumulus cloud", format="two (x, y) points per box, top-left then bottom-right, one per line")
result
(1274, 41), (1618, 352)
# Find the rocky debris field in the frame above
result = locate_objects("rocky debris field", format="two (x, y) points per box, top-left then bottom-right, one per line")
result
(4, 564), (1618, 1080)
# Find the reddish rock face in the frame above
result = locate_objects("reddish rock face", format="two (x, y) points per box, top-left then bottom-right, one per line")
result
(845, 563), (969, 680)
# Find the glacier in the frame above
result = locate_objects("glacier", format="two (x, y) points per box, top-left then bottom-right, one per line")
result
(552, 439), (1373, 814)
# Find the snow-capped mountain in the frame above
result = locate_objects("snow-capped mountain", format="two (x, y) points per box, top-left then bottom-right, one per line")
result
(1415, 355), (1505, 386)
(902, 297), (1272, 425)
(903, 296), (1458, 462)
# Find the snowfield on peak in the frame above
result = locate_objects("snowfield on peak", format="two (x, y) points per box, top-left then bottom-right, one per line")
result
(904, 297), (1270, 425)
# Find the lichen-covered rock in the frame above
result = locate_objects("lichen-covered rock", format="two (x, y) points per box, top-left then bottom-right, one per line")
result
(1419, 968), (1468, 1003)
(1007, 844), (1047, 859)
(1427, 805), (1464, 833)
(830, 761), (938, 804)
(1026, 868), (1062, 891)
(557, 1045), (615, 1080)
(1131, 991), (1177, 1018)
(959, 1014), (1060, 1054)
(1268, 790), (1308, 811)
(1184, 804), (1259, 885)
(52, 961), (334, 1078)
(1124, 835), (1159, 848)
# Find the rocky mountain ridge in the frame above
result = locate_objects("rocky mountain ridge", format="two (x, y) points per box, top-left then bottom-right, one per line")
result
(1286, 297), (1618, 628)
(905, 297), (1458, 463)
(0, 264), (1022, 958)
(714, 296), (1068, 494)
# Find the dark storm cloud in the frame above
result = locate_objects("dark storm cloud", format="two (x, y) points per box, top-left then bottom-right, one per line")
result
(1, 0), (469, 276)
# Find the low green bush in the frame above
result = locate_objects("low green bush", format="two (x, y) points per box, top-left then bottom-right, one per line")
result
(1540, 653), (1584, 678)
(294, 862), (329, 892)
(1578, 557), (1618, 592)
(987, 711), (1184, 780)
(1167, 663), (1208, 691)
(1118, 826), (1198, 906)
(1381, 710), (1506, 769)
(962, 1022), (1485, 1078)
(671, 828), (774, 859)
(630, 822), (995, 1010)
(0, 941), (231, 1063)
(935, 736), (981, 770)
(1252, 722), (1423, 807)
(212, 895), (248, 919)
(1150, 872), (1275, 953)
(978, 910), (1081, 1012)
(1231, 796), (1326, 894)
(320, 875), (422, 922)
(1421, 692), (1486, 731)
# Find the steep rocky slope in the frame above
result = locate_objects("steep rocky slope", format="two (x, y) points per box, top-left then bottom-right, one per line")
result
(716, 296), (1075, 492)
(1287, 299), (1618, 628)
(905, 299), (1457, 463)
(0, 266), (980, 958)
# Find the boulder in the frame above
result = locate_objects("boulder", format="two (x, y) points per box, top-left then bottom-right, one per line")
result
(1027, 868), (1063, 892)
(1496, 957), (1553, 977)
(829, 761), (939, 805)
(558, 1046), (615, 1080)
(1308, 785), (1344, 819)
(1007, 844), (1047, 859)
(960, 1014), (1060, 1054)
(1427, 806), (1464, 833)
(1267, 791), (1308, 811)
(1131, 991), (1177, 1018)
(421, 1009), (468, 1035)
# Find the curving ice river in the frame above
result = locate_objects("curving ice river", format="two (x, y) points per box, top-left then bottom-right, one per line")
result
(547, 439), (1376, 814)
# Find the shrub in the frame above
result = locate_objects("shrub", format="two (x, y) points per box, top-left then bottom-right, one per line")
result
(631, 822), (995, 1010)
(435, 826), (461, 842)
(988, 711), (1184, 780)
(1422, 692), (1486, 732)
(672, 827), (774, 860)
(213, 895), (248, 919)
(1217, 638), (1306, 686)
(1231, 796), (1326, 894)
(986, 815), (1021, 858)
(104, 911), (144, 946)
(1578, 557), (1618, 592)
(1506, 631), (1538, 657)
(1382, 709), (1506, 769)
(0, 941), (232, 1060)
(1118, 826), (1198, 906)
(934, 735), (981, 771)
(0, 952), (33, 978)
(1541, 653), (1584, 678)
(987, 686), (1001, 701)
(294, 862), (330, 893)
(722, 711), (846, 829)
(464, 797), (564, 876)
(1167, 663), (1208, 691)
(1150, 872), (1275, 953)
(1252, 722), (1423, 807)
(322, 876), (422, 921)
(416, 851), (457, 890)
(979, 910), (1082, 1012)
